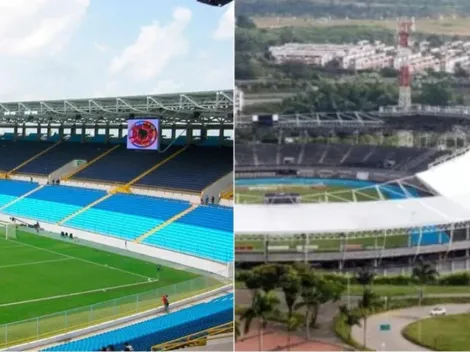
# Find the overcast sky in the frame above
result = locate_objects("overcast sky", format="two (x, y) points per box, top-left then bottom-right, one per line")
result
(0, 0), (234, 101)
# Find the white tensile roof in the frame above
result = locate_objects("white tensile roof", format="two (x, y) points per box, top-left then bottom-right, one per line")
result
(235, 193), (470, 235)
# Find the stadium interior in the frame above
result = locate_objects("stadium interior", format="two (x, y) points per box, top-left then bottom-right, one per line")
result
(0, 91), (233, 351)
(235, 109), (470, 275)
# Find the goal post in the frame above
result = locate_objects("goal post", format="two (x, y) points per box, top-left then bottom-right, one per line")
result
(0, 221), (17, 240)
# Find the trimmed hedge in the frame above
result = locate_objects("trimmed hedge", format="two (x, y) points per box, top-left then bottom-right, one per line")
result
(322, 271), (470, 286)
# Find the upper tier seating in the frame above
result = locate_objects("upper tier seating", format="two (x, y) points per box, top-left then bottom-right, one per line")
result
(65, 194), (190, 240)
(72, 146), (181, 183)
(136, 146), (233, 192)
(0, 141), (53, 172)
(16, 143), (114, 175)
(43, 294), (233, 352)
(0, 180), (38, 207)
(143, 206), (233, 262)
(236, 143), (452, 173)
(3, 185), (105, 223)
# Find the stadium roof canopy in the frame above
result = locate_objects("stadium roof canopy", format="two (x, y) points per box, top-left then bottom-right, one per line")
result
(0, 90), (233, 125)
(235, 193), (470, 235)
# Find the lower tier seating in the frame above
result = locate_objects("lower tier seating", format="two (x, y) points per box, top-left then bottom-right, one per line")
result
(43, 294), (233, 352)
(0, 182), (232, 263)
(65, 194), (190, 240)
(143, 222), (233, 262)
(143, 205), (233, 262)
(0, 180), (38, 207)
(3, 185), (105, 223)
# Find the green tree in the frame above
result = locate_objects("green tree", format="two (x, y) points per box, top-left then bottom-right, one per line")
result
(280, 267), (302, 348)
(296, 270), (344, 339)
(235, 318), (241, 341)
(358, 288), (382, 349)
(339, 304), (361, 341)
(241, 290), (280, 351)
(411, 259), (439, 305)
(286, 315), (303, 351)
(252, 263), (289, 293)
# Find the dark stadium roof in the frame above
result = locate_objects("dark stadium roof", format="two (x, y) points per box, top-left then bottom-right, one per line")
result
(0, 90), (233, 125)
(236, 105), (470, 132)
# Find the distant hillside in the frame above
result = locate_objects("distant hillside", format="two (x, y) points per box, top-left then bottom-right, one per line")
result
(236, 0), (470, 19)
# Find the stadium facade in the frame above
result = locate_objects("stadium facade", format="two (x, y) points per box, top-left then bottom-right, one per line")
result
(235, 107), (470, 275)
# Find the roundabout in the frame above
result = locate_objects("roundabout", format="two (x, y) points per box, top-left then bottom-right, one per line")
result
(403, 312), (470, 351)
(351, 304), (470, 351)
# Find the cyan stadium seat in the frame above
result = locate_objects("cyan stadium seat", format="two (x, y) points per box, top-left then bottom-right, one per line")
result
(43, 294), (233, 352)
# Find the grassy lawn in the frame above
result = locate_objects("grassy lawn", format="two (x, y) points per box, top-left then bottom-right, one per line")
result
(0, 231), (221, 347)
(236, 185), (382, 204)
(402, 314), (470, 351)
(236, 233), (408, 251)
(252, 16), (470, 36)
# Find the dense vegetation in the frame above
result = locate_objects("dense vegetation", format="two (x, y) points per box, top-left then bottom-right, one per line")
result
(237, 0), (470, 19)
(236, 260), (449, 348)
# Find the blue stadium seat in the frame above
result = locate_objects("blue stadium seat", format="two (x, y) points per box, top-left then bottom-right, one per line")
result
(3, 185), (106, 223)
(0, 180), (38, 207)
(73, 146), (180, 183)
(142, 206), (233, 262)
(43, 294), (233, 352)
(136, 146), (232, 192)
(17, 143), (113, 175)
(65, 194), (190, 240)
(0, 141), (53, 172)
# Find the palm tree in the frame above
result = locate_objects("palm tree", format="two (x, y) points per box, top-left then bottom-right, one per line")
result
(358, 288), (381, 349)
(295, 271), (344, 340)
(286, 315), (303, 351)
(355, 266), (375, 292)
(280, 268), (301, 320)
(235, 318), (241, 341)
(411, 259), (439, 305)
(241, 290), (280, 351)
(339, 304), (361, 341)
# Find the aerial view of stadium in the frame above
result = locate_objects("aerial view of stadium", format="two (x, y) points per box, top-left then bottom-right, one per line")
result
(234, 0), (470, 351)
(0, 0), (234, 351)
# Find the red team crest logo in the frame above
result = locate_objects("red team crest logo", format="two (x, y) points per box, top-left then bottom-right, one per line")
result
(129, 120), (158, 148)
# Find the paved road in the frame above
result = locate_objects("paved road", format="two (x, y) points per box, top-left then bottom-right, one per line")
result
(351, 304), (470, 351)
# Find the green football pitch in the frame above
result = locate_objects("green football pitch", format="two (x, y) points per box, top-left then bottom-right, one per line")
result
(0, 230), (222, 347)
(236, 233), (409, 251)
(236, 184), (384, 204)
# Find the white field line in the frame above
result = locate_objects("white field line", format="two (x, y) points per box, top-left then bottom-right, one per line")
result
(0, 237), (151, 280)
(0, 244), (26, 250)
(0, 258), (72, 270)
(0, 279), (159, 308)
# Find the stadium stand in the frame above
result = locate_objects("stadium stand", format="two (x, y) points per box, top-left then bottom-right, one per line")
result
(3, 185), (106, 223)
(142, 205), (234, 262)
(236, 143), (451, 172)
(69, 145), (232, 192)
(0, 180), (232, 262)
(71, 145), (182, 183)
(15, 142), (115, 176)
(0, 179), (38, 207)
(136, 146), (233, 192)
(42, 294), (233, 352)
(0, 141), (54, 172)
(65, 194), (190, 240)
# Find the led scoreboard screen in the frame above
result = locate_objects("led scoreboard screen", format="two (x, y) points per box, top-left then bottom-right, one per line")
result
(127, 119), (160, 150)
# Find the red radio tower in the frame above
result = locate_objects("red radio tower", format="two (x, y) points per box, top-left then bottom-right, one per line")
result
(396, 18), (415, 109)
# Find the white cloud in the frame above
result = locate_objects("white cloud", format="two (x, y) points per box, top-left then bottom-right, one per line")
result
(0, 0), (90, 56)
(93, 41), (109, 53)
(108, 7), (192, 82)
(152, 79), (183, 94)
(213, 2), (234, 40)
